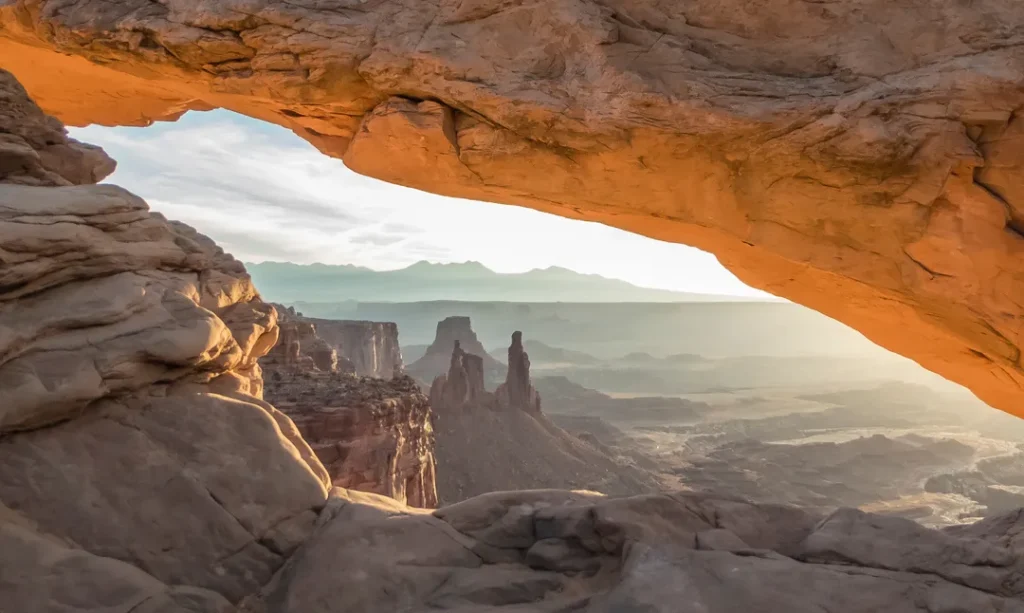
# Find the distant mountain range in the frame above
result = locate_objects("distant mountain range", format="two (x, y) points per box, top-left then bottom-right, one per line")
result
(245, 260), (768, 303)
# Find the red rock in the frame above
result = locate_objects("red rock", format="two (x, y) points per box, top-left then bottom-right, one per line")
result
(261, 314), (438, 508)
(264, 371), (438, 508)
(5, 2), (1024, 415)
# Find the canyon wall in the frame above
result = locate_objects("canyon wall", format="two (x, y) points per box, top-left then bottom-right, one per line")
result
(2, 0), (1024, 416)
(263, 367), (438, 508)
(0, 69), (332, 610)
(305, 317), (404, 379)
(264, 305), (349, 374)
(259, 305), (435, 507)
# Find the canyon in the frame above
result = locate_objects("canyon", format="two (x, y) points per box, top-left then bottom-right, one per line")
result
(4, 1), (1024, 610)
(267, 304), (403, 378)
(260, 309), (437, 508)
(2, 0), (1024, 417)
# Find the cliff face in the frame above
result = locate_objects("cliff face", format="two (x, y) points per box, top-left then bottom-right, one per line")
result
(307, 318), (404, 379)
(0, 70), (331, 609)
(265, 305), (403, 378)
(261, 307), (437, 508)
(263, 305), (349, 375)
(263, 370), (438, 508)
(3, 0), (1024, 415)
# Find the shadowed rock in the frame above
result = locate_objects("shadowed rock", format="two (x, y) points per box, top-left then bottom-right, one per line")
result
(0, 69), (114, 187)
(0, 69), (331, 608)
(410, 316), (504, 383)
(430, 340), (495, 413)
(255, 489), (1024, 612)
(496, 331), (542, 413)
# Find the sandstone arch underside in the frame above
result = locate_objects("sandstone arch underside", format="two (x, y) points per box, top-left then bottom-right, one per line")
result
(2, 0), (1023, 416)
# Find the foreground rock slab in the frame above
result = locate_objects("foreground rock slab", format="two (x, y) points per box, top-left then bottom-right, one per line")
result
(2, 0), (1024, 415)
(254, 488), (1024, 613)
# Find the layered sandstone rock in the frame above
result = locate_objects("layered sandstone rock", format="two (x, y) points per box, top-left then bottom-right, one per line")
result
(0, 69), (114, 187)
(263, 370), (438, 508)
(409, 316), (504, 384)
(253, 488), (1024, 613)
(430, 340), (495, 413)
(263, 304), (352, 374)
(265, 305), (401, 378)
(10, 62), (1024, 613)
(0, 70), (331, 610)
(496, 331), (542, 413)
(2, 0), (1024, 415)
(260, 304), (437, 507)
(305, 317), (403, 379)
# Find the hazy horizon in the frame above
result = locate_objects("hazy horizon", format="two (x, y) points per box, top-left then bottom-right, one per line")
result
(246, 259), (781, 303)
(70, 109), (773, 299)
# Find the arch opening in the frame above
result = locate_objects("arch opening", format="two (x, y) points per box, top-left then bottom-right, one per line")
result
(3, 0), (1024, 416)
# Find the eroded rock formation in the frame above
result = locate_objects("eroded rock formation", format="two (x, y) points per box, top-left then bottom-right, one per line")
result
(261, 304), (436, 507)
(408, 316), (504, 384)
(305, 317), (403, 379)
(256, 488), (1024, 612)
(2, 0), (1024, 415)
(0, 69), (332, 609)
(263, 369), (438, 508)
(496, 331), (542, 413)
(0, 69), (114, 187)
(430, 340), (495, 413)
(263, 305), (351, 375)
(4, 68), (1024, 613)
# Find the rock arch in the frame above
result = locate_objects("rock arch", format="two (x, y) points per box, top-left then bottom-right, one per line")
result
(3, 0), (1023, 415)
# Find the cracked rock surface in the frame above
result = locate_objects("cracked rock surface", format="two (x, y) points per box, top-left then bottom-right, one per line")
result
(254, 488), (1024, 613)
(2, 0), (1024, 415)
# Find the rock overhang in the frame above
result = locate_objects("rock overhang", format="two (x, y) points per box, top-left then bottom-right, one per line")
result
(2, 0), (1023, 415)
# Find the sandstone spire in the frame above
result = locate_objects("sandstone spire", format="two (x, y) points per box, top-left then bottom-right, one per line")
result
(430, 340), (493, 412)
(496, 331), (542, 414)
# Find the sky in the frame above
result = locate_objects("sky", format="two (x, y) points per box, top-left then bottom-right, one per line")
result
(71, 110), (772, 298)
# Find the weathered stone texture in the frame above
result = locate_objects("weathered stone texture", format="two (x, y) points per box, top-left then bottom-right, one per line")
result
(253, 488), (1024, 613)
(496, 331), (542, 413)
(0, 69), (331, 610)
(263, 370), (439, 508)
(2, 0), (1024, 414)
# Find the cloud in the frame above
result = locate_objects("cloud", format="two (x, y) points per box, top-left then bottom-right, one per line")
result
(348, 231), (408, 247)
(71, 110), (775, 298)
